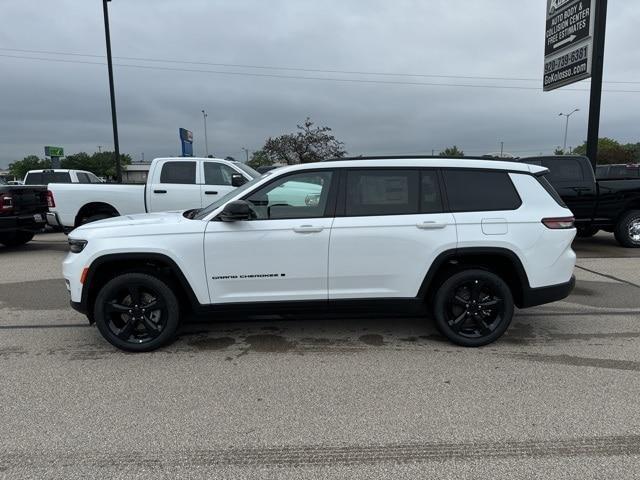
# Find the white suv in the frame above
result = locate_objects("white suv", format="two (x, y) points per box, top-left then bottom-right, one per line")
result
(63, 157), (576, 351)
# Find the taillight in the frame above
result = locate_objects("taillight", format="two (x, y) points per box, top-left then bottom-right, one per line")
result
(46, 190), (55, 208)
(1, 194), (13, 212)
(542, 216), (575, 229)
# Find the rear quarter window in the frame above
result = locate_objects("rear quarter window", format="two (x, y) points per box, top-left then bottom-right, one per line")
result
(442, 169), (522, 212)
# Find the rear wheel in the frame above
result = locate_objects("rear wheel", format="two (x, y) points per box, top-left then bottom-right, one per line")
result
(94, 273), (180, 352)
(0, 231), (35, 247)
(614, 210), (640, 248)
(432, 269), (514, 347)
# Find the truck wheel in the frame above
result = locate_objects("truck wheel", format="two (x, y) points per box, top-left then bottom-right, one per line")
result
(94, 273), (180, 352)
(576, 226), (599, 238)
(614, 210), (640, 248)
(0, 231), (35, 247)
(432, 269), (514, 347)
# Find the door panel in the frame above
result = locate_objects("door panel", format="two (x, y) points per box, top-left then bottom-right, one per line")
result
(200, 162), (240, 207)
(329, 213), (457, 298)
(148, 160), (202, 212)
(205, 218), (333, 303)
(205, 170), (336, 303)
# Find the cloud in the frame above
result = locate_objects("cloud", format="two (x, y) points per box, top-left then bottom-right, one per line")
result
(0, 0), (638, 168)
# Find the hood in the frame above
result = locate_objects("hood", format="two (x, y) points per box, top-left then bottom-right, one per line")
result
(71, 211), (188, 235)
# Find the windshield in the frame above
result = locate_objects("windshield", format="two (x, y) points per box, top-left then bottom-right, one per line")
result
(192, 175), (265, 220)
(233, 162), (260, 179)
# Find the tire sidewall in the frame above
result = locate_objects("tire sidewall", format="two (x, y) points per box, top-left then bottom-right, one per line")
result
(94, 273), (180, 352)
(433, 269), (514, 347)
(615, 210), (640, 248)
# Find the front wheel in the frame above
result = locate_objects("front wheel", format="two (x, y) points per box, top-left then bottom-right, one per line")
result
(432, 269), (514, 347)
(94, 273), (180, 352)
(614, 210), (640, 248)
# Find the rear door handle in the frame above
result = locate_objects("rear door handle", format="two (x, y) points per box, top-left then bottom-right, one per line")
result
(416, 221), (446, 229)
(153, 189), (167, 194)
(204, 191), (218, 195)
(293, 225), (324, 233)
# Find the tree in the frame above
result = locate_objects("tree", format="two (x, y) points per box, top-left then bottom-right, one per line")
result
(61, 151), (132, 178)
(261, 117), (347, 165)
(247, 150), (274, 169)
(438, 145), (464, 157)
(8, 155), (51, 179)
(572, 138), (634, 165)
(554, 147), (565, 155)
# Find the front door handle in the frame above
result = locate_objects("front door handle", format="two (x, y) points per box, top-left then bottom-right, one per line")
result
(293, 225), (324, 233)
(416, 221), (446, 229)
(204, 191), (218, 195)
(153, 189), (167, 194)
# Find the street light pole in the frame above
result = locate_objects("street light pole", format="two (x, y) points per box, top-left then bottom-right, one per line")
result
(102, 0), (121, 183)
(242, 148), (249, 163)
(559, 108), (579, 153)
(202, 110), (209, 157)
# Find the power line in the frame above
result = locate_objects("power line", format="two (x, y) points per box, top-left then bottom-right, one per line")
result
(1, 47), (639, 85)
(2, 53), (640, 93)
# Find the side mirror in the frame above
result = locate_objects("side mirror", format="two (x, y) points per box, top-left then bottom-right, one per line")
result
(219, 200), (252, 222)
(231, 174), (247, 187)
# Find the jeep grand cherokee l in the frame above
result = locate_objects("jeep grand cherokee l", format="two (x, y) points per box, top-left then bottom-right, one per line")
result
(63, 157), (576, 351)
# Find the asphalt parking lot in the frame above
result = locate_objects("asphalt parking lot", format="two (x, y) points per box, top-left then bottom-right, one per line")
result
(1, 232), (639, 479)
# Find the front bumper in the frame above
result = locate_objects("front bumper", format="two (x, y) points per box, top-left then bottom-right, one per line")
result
(520, 275), (575, 308)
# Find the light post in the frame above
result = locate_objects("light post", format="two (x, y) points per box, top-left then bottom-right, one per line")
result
(102, 0), (121, 183)
(559, 109), (579, 153)
(202, 110), (209, 157)
(241, 148), (249, 163)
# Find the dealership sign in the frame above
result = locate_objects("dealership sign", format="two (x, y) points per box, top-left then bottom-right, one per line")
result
(179, 128), (193, 157)
(544, 0), (596, 91)
(44, 146), (64, 157)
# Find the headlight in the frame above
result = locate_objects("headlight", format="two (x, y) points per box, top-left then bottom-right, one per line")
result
(68, 239), (88, 253)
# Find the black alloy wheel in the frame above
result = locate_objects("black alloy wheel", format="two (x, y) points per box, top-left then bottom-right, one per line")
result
(94, 273), (180, 352)
(433, 269), (514, 347)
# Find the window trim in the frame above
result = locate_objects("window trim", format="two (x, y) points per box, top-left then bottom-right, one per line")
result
(335, 167), (445, 218)
(440, 168), (523, 213)
(238, 168), (338, 221)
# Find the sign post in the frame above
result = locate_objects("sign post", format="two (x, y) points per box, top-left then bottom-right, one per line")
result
(179, 128), (194, 157)
(543, 0), (607, 171)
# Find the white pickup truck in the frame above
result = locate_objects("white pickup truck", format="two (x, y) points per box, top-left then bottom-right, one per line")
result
(47, 157), (260, 231)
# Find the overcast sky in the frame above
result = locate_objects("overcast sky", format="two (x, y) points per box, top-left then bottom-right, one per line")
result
(0, 0), (639, 168)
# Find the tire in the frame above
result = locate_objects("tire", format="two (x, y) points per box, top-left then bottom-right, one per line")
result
(614, 210), (640, 248)
(432, 269), (514, 347)
(0, 231), (35, 247)
(576, 226), (599, 238)
(94, 273), (180, 352)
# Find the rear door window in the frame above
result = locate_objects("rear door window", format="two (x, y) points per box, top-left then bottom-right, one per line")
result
(442, 169), (522, 212)
(542, 158), (584, 182)
(24, 172), (43, 185)
(159, 161), (196, 184)
(345, 170), (419, 216)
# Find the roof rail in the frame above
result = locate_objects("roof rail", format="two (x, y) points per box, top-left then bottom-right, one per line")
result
(323, 154), (518, 162)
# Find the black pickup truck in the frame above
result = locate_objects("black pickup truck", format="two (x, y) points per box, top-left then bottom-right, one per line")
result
(521, 155), (640, 247)
(0, 177), (49, 247)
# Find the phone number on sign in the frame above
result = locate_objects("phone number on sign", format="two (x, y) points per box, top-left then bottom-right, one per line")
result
(544, 45), (588, 74)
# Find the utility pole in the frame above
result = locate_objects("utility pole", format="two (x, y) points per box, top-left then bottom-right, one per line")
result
(559, 109), (579, 152)
(586, 0), (608, 171)
(500, 141), (504, 157)
(97, 145), (102, 153)
(202, 110), (209, 157)
(242, 147), (249, 163)
(102, 0), (121, 183)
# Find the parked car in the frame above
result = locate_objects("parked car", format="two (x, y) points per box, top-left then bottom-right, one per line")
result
(521, 155), (640, 247)
(7, 180), (24, 185)
(24, 169), (102, 185)
(47, 157), (260, 231)
(64, 156), (576, 352)
(0, 176), (48, 247)
(595, 164), (640, 180)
